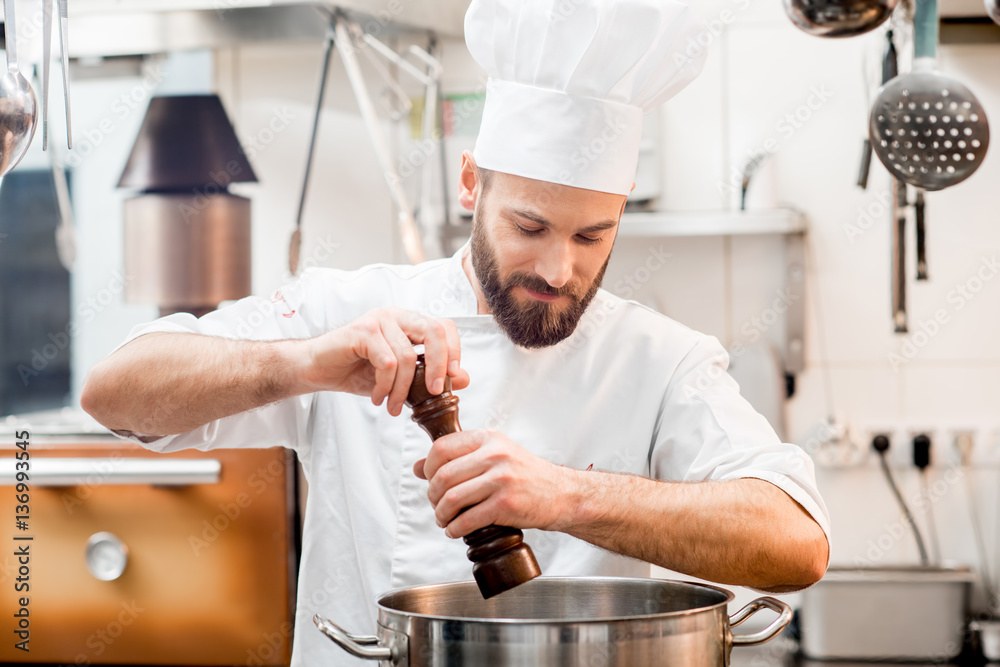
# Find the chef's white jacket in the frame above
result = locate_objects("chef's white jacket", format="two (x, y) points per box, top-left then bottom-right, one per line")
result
(111, 244), (831, 667)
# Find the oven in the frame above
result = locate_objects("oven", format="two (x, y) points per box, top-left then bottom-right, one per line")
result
(0, 419), (297, 666)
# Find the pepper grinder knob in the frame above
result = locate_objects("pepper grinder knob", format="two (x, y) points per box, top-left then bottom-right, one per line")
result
(405, 354), (541, 598)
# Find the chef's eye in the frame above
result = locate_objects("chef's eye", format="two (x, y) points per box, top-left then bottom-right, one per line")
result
(515, 225), (544, 237)
(576, 234), (602, 245)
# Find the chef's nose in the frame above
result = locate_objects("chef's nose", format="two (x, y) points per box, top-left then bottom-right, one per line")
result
(534, 241), (574, 290)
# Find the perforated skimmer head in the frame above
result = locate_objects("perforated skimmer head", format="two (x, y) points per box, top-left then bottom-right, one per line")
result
(870, 70), (990, 191)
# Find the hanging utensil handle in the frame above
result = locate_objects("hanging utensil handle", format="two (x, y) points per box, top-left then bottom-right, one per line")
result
(915, 189), (927, 280)
(857, 139), (872, 189)
(882, 29), (898, 82)
(914, 0), (938, 63)
(58, 0), (72, 147)
(4, 0), (19, 72)
(313, 615), (393, 661)
(290, 27), (335, 275)
(42, 0), (52, 150)
(730, 596), (793, 646)
(891, 178), (908, 332)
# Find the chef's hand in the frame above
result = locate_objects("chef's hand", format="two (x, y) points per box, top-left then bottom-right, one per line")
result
(413, 429), (571, 538)
(300, 307), (469, 416)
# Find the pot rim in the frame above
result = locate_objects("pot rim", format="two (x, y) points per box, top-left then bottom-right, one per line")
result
(374, 575), (737, 625)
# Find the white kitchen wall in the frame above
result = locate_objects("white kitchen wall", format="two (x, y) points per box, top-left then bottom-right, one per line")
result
(33, 0), (999, 615)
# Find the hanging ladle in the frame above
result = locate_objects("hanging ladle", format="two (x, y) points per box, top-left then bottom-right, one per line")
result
(870, 0), (990, 190)
(987, 0), (1000, 25)
(784, 0), (898, 37)
(0, 0), (38, 176)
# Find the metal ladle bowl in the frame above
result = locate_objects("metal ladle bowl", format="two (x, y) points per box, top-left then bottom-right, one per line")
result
(783, 0), (899, 37)
(0, 0), (39, 176)
(870, 74), (989, 190)
(987, 0), (1000, 25)
(0, 76), (37, 175)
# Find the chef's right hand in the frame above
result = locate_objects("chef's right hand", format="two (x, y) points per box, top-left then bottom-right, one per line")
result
(299, 307), (469, 416)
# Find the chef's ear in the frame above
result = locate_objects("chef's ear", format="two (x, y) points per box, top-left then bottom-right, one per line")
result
(458, 151), (479, 211)
(618, 183), (635, 217)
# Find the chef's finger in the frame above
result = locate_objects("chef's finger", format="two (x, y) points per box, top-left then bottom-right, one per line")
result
(356, 328), (396, 407)
(427, 455), (490, 508)
(441, 319), (470, 391)
(442, 318), (462, 377)
(450, 367), (471, 391)
(435, 478), (493, 531)
(413, 316), (451, 395)
(413, 457), (428, 480)
(442, 496), (499, 539)
(379, 316), (418, 416)
(423, 430), (486, 480)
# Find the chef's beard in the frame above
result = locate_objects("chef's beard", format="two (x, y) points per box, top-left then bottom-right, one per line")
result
(470, 207), (609, 349)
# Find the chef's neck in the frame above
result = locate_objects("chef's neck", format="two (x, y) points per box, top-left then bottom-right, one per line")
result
(461, 246), (492, 315)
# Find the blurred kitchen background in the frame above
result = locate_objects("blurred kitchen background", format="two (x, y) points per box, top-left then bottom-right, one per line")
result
(1, 0), (999, 663)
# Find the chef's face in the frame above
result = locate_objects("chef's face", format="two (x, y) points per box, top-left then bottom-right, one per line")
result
(460, 154), (627, 348)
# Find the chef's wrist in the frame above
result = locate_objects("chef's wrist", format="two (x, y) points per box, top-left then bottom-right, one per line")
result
(272, 338), (318, 396)
(552, 465), (599, 533)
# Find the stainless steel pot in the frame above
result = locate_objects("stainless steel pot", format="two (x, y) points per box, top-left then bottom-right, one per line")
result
(314, 577), (792, 666)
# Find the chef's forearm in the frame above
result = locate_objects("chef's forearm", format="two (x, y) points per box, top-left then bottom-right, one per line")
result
(559, 471), (828, 592)
(81, 332), (312, 437)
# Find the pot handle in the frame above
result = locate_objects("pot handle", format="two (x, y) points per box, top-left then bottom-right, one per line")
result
(729, 596), (792, 647)
(313, 614), (393, 660)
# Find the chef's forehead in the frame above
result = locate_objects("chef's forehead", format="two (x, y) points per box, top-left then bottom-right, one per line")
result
(479, 167), (627, 216)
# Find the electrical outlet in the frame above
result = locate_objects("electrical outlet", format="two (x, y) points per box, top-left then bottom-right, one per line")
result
(811, 421), (1000, 469)
(806, 418), (867, 468)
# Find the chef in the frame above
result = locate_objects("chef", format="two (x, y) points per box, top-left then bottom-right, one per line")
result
(82, 0), (830, 664)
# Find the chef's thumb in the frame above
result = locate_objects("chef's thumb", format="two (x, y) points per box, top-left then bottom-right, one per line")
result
(413, 458), (428, 480)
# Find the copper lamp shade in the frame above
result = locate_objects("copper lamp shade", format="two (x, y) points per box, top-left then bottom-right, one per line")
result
(118, 95), (258, 191)
(117, 95), (258, 317)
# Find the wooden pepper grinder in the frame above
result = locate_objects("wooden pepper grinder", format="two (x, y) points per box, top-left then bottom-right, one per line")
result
(405, 354), (541, 599)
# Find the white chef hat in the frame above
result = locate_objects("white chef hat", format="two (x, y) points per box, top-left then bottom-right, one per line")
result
(465, 0), (707, 196)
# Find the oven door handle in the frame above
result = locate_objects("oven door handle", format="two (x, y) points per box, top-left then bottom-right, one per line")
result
(0, 458), (221, 486)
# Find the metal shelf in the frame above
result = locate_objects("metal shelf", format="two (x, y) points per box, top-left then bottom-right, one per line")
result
(618, 209), (806, 238)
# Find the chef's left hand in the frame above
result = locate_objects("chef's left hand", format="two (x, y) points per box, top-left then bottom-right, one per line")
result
(413, 429), (571, 538)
